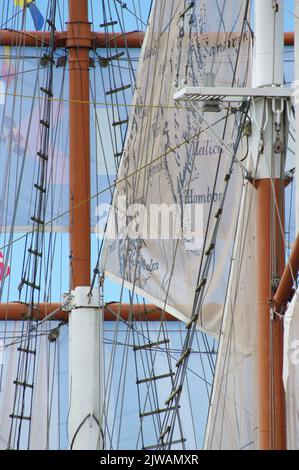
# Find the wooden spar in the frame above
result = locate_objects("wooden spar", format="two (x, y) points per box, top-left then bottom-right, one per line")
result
(0, 303), (175, 322)
(256, 180), (286, 449)
(285, 31), (295, 46)
(0, 30), (144, 48)
(0, 31), (294, 48)
(67, 2), (91, 288)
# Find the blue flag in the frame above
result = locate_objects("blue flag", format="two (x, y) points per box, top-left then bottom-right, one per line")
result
(29, 2), (44, 31)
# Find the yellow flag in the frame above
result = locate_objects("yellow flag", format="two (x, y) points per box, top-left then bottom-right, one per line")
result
(14, 1), (33, 7)
(3, 46), (11, 65)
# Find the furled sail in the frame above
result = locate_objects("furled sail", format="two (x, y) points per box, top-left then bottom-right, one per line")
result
(101, 0), (251, 335)
(283, 288), (299, 449)
(0, 322), (18, 449)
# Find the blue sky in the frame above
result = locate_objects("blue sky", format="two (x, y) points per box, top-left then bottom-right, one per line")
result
(14, 0), (296, 32)
(285, 0), (295, 30)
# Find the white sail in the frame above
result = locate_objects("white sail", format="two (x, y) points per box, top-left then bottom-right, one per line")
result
(283, 289), (299, 449)
(28, 326), (49, 450)
(101, 0), (251, 335)
(204, 180), (258, 449)
(0, 320), (64, 450)
(0, 322), (18, 449)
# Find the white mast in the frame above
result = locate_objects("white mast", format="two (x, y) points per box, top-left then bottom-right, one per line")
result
(253, 0), (284, 88)
(68, 287), (103, 450)
(252, 0), (284, 179)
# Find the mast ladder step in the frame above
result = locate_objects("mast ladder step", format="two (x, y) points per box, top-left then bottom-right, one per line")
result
(9, 414), (31, 421)
(100, 20), (118, 28)
(21, 279), (40, 291)
(136, 372), (175, 384)
(40, 86), (53, 97)
(176, 348), (191, 367)
(186, 314), (199, 329)
(13, 380), (34, 389)
(215, 208), (223, 219)
(37, 151), (48, 161)
(17, 348), (36, 355)
(31, 216), (44, 226)
(133, 339), (169, 352)
(40, 119), (50, 128)
(99, 52), (125, 67)
(165, 385), (182, 405)
(106, 84), (131, 96)
(47, 19), (56, 29)
(140, 406), (178, 418)
(28, 248), (42, 258)
(114, 152), (123, 158)
(143, 439), (186, 450)
(108, 52), (125, 61)
(205, 243), (215, 256)
(112, 119), (128, 127)
(180, 2), (195, 17)
(195, 278), (207, 292)
(34, 184), (46, 194)
(159, 426), (171, 441)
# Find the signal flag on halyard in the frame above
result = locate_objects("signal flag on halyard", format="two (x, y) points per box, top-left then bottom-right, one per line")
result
(14, 0), (44, 31)
(0, 252), (10, 281)
(1, 46), (16, 88)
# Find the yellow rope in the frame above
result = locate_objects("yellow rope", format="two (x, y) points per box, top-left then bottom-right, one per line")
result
(0, 89), (182, 110)
(0, 89), (233, 112)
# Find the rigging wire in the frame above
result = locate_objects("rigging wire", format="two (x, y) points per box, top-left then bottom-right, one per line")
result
(0, 111), (235, 254)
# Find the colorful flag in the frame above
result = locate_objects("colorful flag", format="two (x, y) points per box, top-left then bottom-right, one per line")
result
(1, 46), (16, 88)
(0, 252), (10, 281)
(14, 1), (44, 31)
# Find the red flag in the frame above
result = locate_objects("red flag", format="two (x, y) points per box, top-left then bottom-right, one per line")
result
(0, 252), (10, 281)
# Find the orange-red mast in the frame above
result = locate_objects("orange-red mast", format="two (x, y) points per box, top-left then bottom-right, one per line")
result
(0, 31), (294, 48)
(253, 0), (286, 449)
(67, 1), (92, 288)
(0, 302), (175, 322)
(256, 180), (286, 449)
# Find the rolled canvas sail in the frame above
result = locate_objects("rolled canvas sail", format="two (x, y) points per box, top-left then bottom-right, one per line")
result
(283, 289), (299, 449)
(204, 181), (258, 449)
(101, 0), (251, 335)
(0, 322), (18, 449)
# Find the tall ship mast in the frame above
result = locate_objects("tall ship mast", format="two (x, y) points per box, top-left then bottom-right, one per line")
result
(0, 0), (298, 451)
